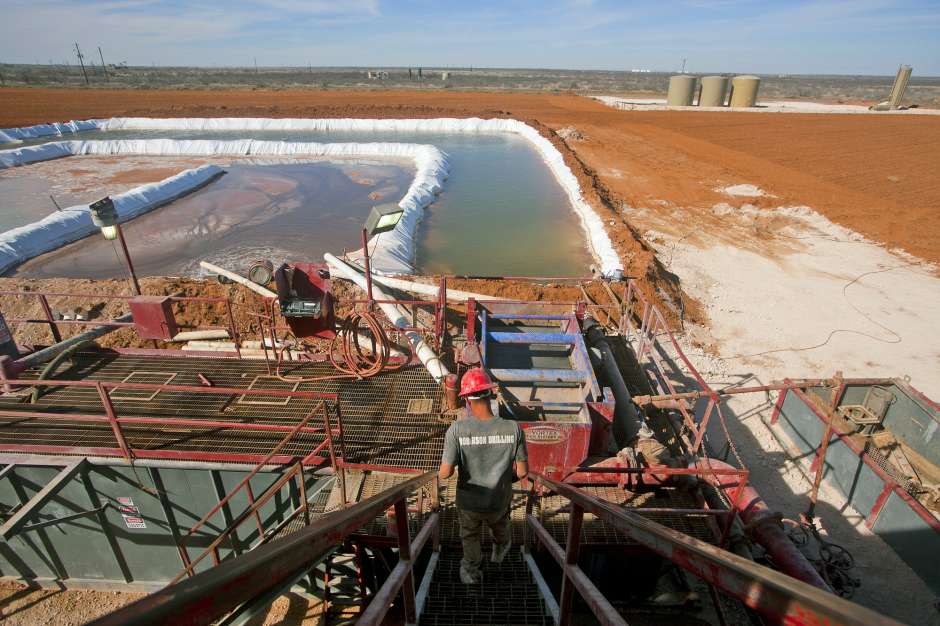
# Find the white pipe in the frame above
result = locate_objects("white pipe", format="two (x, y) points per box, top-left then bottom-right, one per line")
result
(199, 261), (277, 299)
(341, 269), (511, 302)
(169, 329), (230, 342)
(324, 254), (449, 382)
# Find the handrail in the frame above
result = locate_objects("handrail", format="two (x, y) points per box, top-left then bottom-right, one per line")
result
(1, 289), (243, 354)
(173, 460), (308, 583)
(527, 472), (903, 626)
(172, 403), (333, 581)
(0, 377), (340, 464)
(89, 470), (439, 626)
(620, 279), (720, 456)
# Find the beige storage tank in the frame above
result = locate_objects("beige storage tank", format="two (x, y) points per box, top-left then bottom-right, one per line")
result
(888, 64), (912, 108)
(729, 75), (760, 108)
(666, 75), (697, 106)
(699, 75), (730, 107)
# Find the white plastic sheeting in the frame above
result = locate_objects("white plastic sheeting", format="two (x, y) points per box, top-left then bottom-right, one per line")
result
(0, 163), (223, 275)
(0, 142), (74, 168)
(0, 120), (101, 144)
(100, 117), (623, 278)
(1, 117), (624, 277)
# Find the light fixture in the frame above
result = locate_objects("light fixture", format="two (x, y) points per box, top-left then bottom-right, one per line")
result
(89, 196), (119, 240)
(364, 203), (404, 238)
(88, 195), (141, 295)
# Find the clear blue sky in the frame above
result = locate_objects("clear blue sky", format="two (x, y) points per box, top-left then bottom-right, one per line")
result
(3, 0), (938, 75)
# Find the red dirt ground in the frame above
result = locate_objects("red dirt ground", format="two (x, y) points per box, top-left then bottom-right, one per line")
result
(1, 87), (938, 289)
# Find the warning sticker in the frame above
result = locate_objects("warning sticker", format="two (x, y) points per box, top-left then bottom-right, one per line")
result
(117, 497), (147, 529)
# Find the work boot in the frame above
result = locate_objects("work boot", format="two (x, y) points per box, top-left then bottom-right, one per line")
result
(459, 564), (482, 585)
(491, 541), (512, 563)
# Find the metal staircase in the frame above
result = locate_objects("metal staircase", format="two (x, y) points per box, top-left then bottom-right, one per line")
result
(87, 467), (905, 626)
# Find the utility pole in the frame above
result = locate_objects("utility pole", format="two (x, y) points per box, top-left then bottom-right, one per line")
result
(74, 42), (89, 85)
(254, 57), (259, 74)
(98, 46), (109, 81)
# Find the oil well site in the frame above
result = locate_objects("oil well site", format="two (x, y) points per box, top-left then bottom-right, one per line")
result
(0, 56), (938, 626)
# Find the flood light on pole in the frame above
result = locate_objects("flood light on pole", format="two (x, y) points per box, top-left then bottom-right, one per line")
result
(89, 196), (119, 240)
(364, 203), (404, 238)
(89, 195), (141, 295)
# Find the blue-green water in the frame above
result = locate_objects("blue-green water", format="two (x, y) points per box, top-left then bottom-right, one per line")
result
(8, 129), (592, 276)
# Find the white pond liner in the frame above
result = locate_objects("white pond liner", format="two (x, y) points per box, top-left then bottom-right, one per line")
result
(0, 117), (624, 278)
(0, 120), (100, 145)
(0, 163), (223, 275)
(0, 138), (448, 276)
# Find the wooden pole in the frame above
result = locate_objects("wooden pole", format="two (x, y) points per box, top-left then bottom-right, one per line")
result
(98, 46), (109, 82)
(74, 43), (89, 85)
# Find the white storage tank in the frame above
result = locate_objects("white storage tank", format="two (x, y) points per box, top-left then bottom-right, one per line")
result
(666, 75), (697, 106)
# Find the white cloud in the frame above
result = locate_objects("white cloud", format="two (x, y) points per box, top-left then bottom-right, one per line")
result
(253, 0), (380, 16)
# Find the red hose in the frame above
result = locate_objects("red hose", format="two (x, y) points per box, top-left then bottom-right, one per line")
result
(275, 310), (410, 383)
(696, 458), (833, 592)
(329, 310), (395, 378)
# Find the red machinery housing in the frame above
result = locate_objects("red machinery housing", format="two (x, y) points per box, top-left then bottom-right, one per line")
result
(274, 262), (336, 339)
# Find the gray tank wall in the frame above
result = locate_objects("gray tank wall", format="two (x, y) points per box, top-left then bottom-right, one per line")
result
(773, 388), (940, 595)
(840, 382), (939, 467)
(0, 461), (325, 589)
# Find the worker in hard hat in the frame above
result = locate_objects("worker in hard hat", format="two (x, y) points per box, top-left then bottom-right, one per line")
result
(439, 367), (528, 584)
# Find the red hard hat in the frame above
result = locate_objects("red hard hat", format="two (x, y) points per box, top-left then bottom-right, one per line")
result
(459, 367), (495, 397)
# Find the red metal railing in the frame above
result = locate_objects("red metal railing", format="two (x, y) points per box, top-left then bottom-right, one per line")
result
(0, 377), (339, 466)
(171, 400), (342, 582)
(0, 289), (242, 356)
(620, 280), (720, 456)
(772, 380), (940, 535)
(525, 471), (902, 626)
(557, 464), (750, 549)
(89, 470), (441, 626)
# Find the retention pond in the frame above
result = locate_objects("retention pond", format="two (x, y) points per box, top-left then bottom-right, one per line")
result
(11, 160), (411, 278)
(4, 128), (594, 277)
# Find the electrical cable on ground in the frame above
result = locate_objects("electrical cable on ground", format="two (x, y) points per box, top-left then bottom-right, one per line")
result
(784, 518), (861, 598)
(716, 261), (929, 361)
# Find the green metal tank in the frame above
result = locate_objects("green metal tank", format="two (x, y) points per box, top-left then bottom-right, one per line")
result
(699, 76), (730, 107)
(729, 75), (760, 108)
(666, 75), (697, 106)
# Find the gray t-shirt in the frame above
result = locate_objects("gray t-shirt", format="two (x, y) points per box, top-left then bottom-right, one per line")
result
(442, 416), (528, 513)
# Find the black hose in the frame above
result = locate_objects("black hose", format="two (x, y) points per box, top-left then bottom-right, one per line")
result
(30, 339), (93, 404)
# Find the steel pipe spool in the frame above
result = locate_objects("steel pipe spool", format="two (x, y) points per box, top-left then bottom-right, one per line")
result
(729, 75), (761, 108)
(699, 76), (730, 107)
(666, 75), (697, 106)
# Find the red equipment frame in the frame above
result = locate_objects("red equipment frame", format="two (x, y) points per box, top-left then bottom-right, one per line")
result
(0, 377), (340, 466)
(0, 289), (243, 358)
(524, 471), (900, 626)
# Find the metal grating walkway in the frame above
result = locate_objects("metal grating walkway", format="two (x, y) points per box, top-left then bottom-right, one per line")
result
(0, 352), (444, 465)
